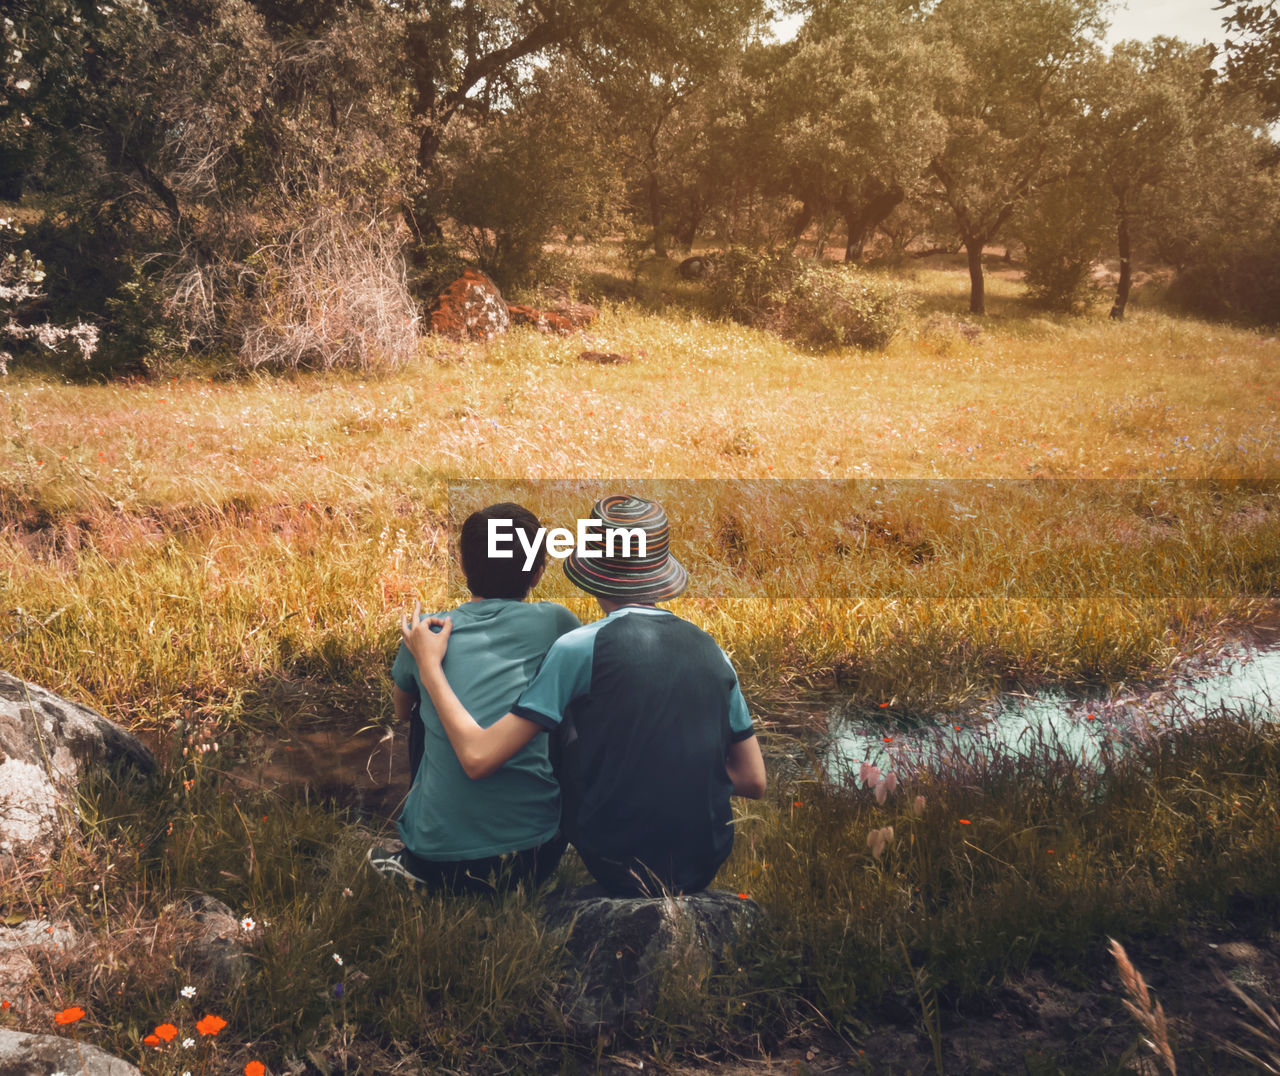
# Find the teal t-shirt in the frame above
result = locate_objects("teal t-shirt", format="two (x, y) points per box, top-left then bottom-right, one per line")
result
(391, 599), (580, 861)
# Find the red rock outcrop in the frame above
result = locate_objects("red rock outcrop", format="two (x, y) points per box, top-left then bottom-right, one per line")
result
(427, 269), (510, 342)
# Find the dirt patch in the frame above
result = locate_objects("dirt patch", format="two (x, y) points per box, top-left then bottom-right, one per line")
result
(230, 721), (412, 819)
(587, 922), (1280, 1073)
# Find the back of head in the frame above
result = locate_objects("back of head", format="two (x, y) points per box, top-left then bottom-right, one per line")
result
(459, 502), (544, 600)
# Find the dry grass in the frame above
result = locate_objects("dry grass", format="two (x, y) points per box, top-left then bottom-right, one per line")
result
(1110, 937), (1177, 1074)
(1, 254), (1277, 727)
(0, 247), (1277, 1069)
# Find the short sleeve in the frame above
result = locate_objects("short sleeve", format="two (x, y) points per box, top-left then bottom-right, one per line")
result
(510, 628), (594, 732)
(721, 650), (754, 742)
(391, 640), (419, 694)
(728, 681), (754, 742)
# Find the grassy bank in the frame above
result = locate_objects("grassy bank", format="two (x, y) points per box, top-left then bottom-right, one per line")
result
(7, 705), (1280, 1072)
(2, 255), (1279, 1070)
(1, 479), (1277, 728)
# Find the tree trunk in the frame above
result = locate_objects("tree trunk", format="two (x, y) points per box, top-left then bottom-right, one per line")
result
(841, 184), (904, 263)
(647, 172), (667, 258)
(1110, 196), (1132, 320)
(965, 237), (986, 315)
(676, 192), (703, 252)
(813, 215), (834, 260)
(789, 200), (815, 245)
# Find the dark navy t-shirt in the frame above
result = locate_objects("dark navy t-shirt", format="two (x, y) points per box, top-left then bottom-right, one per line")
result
(512, 606), (754, 892)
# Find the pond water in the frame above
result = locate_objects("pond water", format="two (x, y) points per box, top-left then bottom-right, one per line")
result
(225, 624), (1280, 817)
(826, 622), (1280, 781)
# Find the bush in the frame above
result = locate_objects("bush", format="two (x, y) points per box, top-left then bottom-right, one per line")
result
(0, 215), (100, 375)
(1016, 177), (1110, 313)
(770, 263), (913, 350)
(1167, 225), (1280, 326)
(710, 247), (804, 323)
(166, 207), (422, 373)
(712, 247), (913, 350)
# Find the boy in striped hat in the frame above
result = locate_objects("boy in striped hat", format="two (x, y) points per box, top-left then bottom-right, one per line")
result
(401, 494), (766, 896)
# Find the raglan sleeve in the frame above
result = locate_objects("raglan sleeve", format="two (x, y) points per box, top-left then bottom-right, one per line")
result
(722, 650), (755, 743)
(510, 628), (593, 733)
(390, 639), (419, 694)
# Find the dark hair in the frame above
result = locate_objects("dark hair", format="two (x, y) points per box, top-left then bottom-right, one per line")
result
(459, 503), (545, 600)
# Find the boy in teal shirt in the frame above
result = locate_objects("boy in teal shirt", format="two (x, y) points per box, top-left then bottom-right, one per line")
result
(400, 494), (766, 897)
(368, 503), (579, 893)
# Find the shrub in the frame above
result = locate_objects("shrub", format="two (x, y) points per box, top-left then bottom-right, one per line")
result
(167, 207), (422, 373)
(710, 247), (804, 324)
(1016, 177), (1110, 313)
(0, 216), (99, 375)
(712, 247), (913, 350)
(769, 262), (913, 350)
(1166, 224), (1280, 326)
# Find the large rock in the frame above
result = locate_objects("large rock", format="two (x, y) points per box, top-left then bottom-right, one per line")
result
(678, 254), (716, 280)
(0, 672), (155, 855)
(508, 301), (599, 335)
(172, 893), (254, 988)
(0, 920), (77, 1000)
(0, 1029), (142, 1075)
(547, 888), (760, 1035)
(427, 269), (510, 342)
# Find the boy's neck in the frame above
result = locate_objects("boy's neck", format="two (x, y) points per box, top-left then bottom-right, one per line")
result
(597, 598), (659, 614)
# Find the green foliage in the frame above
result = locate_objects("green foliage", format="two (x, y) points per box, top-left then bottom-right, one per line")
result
(1016, 176), (1109, 313)
(770, 262), (914, 349)
(927, 0), (1107, 313)
(711, 247), (913, 350)
(1167, 218), (1280, 326)
(710, 246), (803, 323)
(0, 214), (101, 376)
(761, 0), (949, 260)
(1216, 0), (1280, 122)
(442, 70), (622, 289)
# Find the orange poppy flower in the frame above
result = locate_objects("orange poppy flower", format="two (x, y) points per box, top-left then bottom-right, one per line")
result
(959, 819), (972, 825)
(196, 1013), (227, 1036)
(143, 1034), (161, 1047)
(55, 1006), (85, 1025)
(154, 1023), (178, 1042)
(245, 1061), (267, 1076)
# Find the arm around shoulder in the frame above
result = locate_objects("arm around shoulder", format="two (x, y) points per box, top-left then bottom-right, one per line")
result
(726, 735), (766, 799)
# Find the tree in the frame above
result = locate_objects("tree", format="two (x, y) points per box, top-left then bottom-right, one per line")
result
(764, 0), (948, 262)
(1078, 39), (1210, 319)
(400, 0), (765, 249)
(3, 0), (418, 368)
(563, 0), (763, 257)
(926, 0), (1105, 314)
(441, 66), (622, 287)
(1214, 0), (1280, 122)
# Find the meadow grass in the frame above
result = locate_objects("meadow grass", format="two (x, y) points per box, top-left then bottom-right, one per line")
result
(9, 705), (1280, 1072)
(1, 250), (1278, 1070)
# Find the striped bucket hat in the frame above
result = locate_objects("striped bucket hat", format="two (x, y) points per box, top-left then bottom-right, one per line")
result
(563, 494), (688, 603)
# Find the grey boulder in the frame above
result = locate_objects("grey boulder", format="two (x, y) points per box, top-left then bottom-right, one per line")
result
(0, 672), (155, 856)
(0, 1028), (143, 1075)
(547, 887), (761, 1035)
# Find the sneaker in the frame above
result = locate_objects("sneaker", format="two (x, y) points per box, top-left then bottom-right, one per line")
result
(366, 845), (424, 887)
